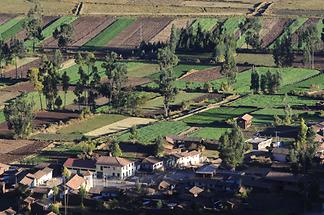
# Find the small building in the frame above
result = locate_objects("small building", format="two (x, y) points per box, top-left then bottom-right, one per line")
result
(33, 167), (53, 186)
(23, 196), (35, 211)
(272, 148), (289, 162)
(246, 137), (273, 151)
(31, 187), (54, 200)
(189, 186), (204, 197)
(19, 175), (35, 188)
(0, 208), (16, 215)
(63, 158), (96, 175)
(169, 150), (201, 168)
(158, 180), (171, 191)
(96, 156), (136, 180)
(141, 156), (164, 172)
(195, 164), (218, 178)
(66, 174), (87, 192)
(237, 114), (253, 129)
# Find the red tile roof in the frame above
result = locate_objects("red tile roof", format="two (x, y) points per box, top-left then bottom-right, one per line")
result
(96, 156), (132, 167)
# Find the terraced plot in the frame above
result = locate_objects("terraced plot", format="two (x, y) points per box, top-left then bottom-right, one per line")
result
(85, 18), (136, 48)
(107, 17), (172, 48)
(221, 16), (245, 35)
(261, 18), (290, 48)
(279, 73), (324, 93)
(0, 16), (25, 41)
(190, 18), (219, 32)
(0, 14), (15, 25)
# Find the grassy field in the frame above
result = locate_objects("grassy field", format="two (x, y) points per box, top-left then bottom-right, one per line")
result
(221, 16), (245, 35)
(84, 18), (136, 47)
(0, 16), (25, 41)
(117, 121), (190, 144)
(189, 127), (229, 140)
(57, 114), (126, 135)
(269, 17), (308, 48)
(228, 94), (318, 108)
(140, 91), (205, 113)
(25, 16), (77, 48)
(190, 18), (218, 32)
(183, 106), (257, 126)
(236, 53), (276, 67)
(279, 73), (324, 93)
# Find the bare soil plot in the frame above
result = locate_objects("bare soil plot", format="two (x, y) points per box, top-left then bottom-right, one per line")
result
(45, 16), (116, 47)
(180, 66), (249, 82)
(150, 18), (193, 44)
(0, 14), (15, 25)
(85, 117), (156, 137)
(33, 111), (80, 129)
(3, 58), (41, 79)
(0, 139), (49, 163)
(261, 18), (290, 48)
(291, 18), (319, 45)
(107, 17), (172, 48)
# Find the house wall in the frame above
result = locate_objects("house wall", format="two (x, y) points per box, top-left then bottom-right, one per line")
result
(257, 139), (272, 150)
(35, 172), (52, 186)
(96, 163), (136, 179)
(177, 154), (201, 167)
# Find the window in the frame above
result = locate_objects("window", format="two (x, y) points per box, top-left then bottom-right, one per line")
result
(100, 166), (103, 171)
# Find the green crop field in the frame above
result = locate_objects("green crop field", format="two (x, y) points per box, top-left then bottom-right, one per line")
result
(221, 16), (245, 35)
(228, 94), (318, 108)
(25, 16), (77, 48)
(0, 17), (25, 41)
(84, 18), (136, 47)
(57, 114), (126, 135)
(236, 53), (275, 67)
(183, 106), (257, 126)
(0, 111), (5, 124)
(269, 17), (308, 48)
(117, 121), (190, 144)
(140, 91), (205, 113)
(191, 18), (218, 32)
(279, 73), (324, 93)
(189, 127), (230, 140)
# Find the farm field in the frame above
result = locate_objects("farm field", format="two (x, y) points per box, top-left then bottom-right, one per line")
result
(117, 121), (190, 144)
(107, 17), (172, 48)
(84, 18), (135, 48)
(190, 18), (219, 32)
(236, 53), (275, 67)
(0, 16), (25, 41)
(228, 94), (319, 108)
(57, 114), (127, 136)
(221, 16), (245, 35)
(188, 127), (230, 140)
(261, 18), (290, 48)
(279, 73), (324, 94)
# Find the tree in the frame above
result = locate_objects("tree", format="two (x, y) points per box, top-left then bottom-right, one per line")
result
(53, 23), (74, 49)
(158, 68), (177, 117)
(111, 141), (123, 157)
(129, 125), (139, 144)
(61, 71), (70, 108)
(157, 47), (179, 70)
(52, 186), (59, 203)
(169, 24), (179, 53)
(10, 38), (25, 78)
(102, 52), (118, 103)
(250, 68), (259, 93)
(79, 186), (86, 208)
(4, 93), (34, 139)
(51, 203), (60, 215)
(24, 1), (43, 52)
(221, 35), (237, 86)
(244, 17), (262, 49)
(53, 49), (63, 69)
(219, 125), (245, 170)
(273, 30), (294, 67)
(260, 74), (267, 94)
(54, 96), (63, 110)
(154, 136), (164, 157)
(27, 67), (44, 110)
(214, 36), (226, 63)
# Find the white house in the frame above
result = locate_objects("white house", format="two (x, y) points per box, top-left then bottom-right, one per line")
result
(33, 167), (53, 186)
(96, 156), (136, 180)
(246, 137), (273, 151)
(170, 150), (201, 168)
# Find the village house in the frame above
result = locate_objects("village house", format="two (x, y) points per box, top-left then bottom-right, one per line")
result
(245, 137), (273, 151)
(141, 156), (164, 172)
(265, 171), (303, 192)
(19, 167), (53, 187)
(66, 174), (87, 192)
(195, 164), (219, 178)
(31, 187), (54, 200)
(0, 208), (16, 215)
(237, 114), (253, 129)
(63, 158), (96, 175)
(96, 156), (136, 180)
(272, 148), (289, 162)
(168, 150), (201, 168)
(189, 186), (204, 197)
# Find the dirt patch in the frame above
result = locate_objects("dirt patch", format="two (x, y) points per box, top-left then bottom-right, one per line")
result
(150, 18), (193, 43)
(107, 17), (172, 48)
(3, 59), (41, 79)
(85, 117), (156, 137)
(261, 18), (290, 48)
(0, 14), (15, 25)
(0, 139), (49, 163)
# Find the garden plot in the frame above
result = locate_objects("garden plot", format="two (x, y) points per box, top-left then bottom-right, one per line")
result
(150, 18), (193, 43)
(261, 18), (290, 48)
(0, 14), (15, 25)
(279, 73), (324, 94)
(107, 17), (172, 48)
(3, 58), (41, 79)
(0, 139), (49, 163)
(46, 16), (116, 47)
(84, 18), (136, 48)
(0, 16), (26, 41)
(85, 117), (156, 137)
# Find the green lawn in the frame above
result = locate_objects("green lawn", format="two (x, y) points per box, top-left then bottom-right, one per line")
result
(57, 114), (126, 135)
(84, 18), (136, 47)
(269, 17), (308, 48)
(189, 127), (229, 140)
(25, 16), (77, 48)
(117, 121), (190, 144)
(0, 17), (25, 41)
(228, 94), (318, 108)
(191, 18), (218, 32)
(183, 107), (257, 126)
(279, 73), (324, 93)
